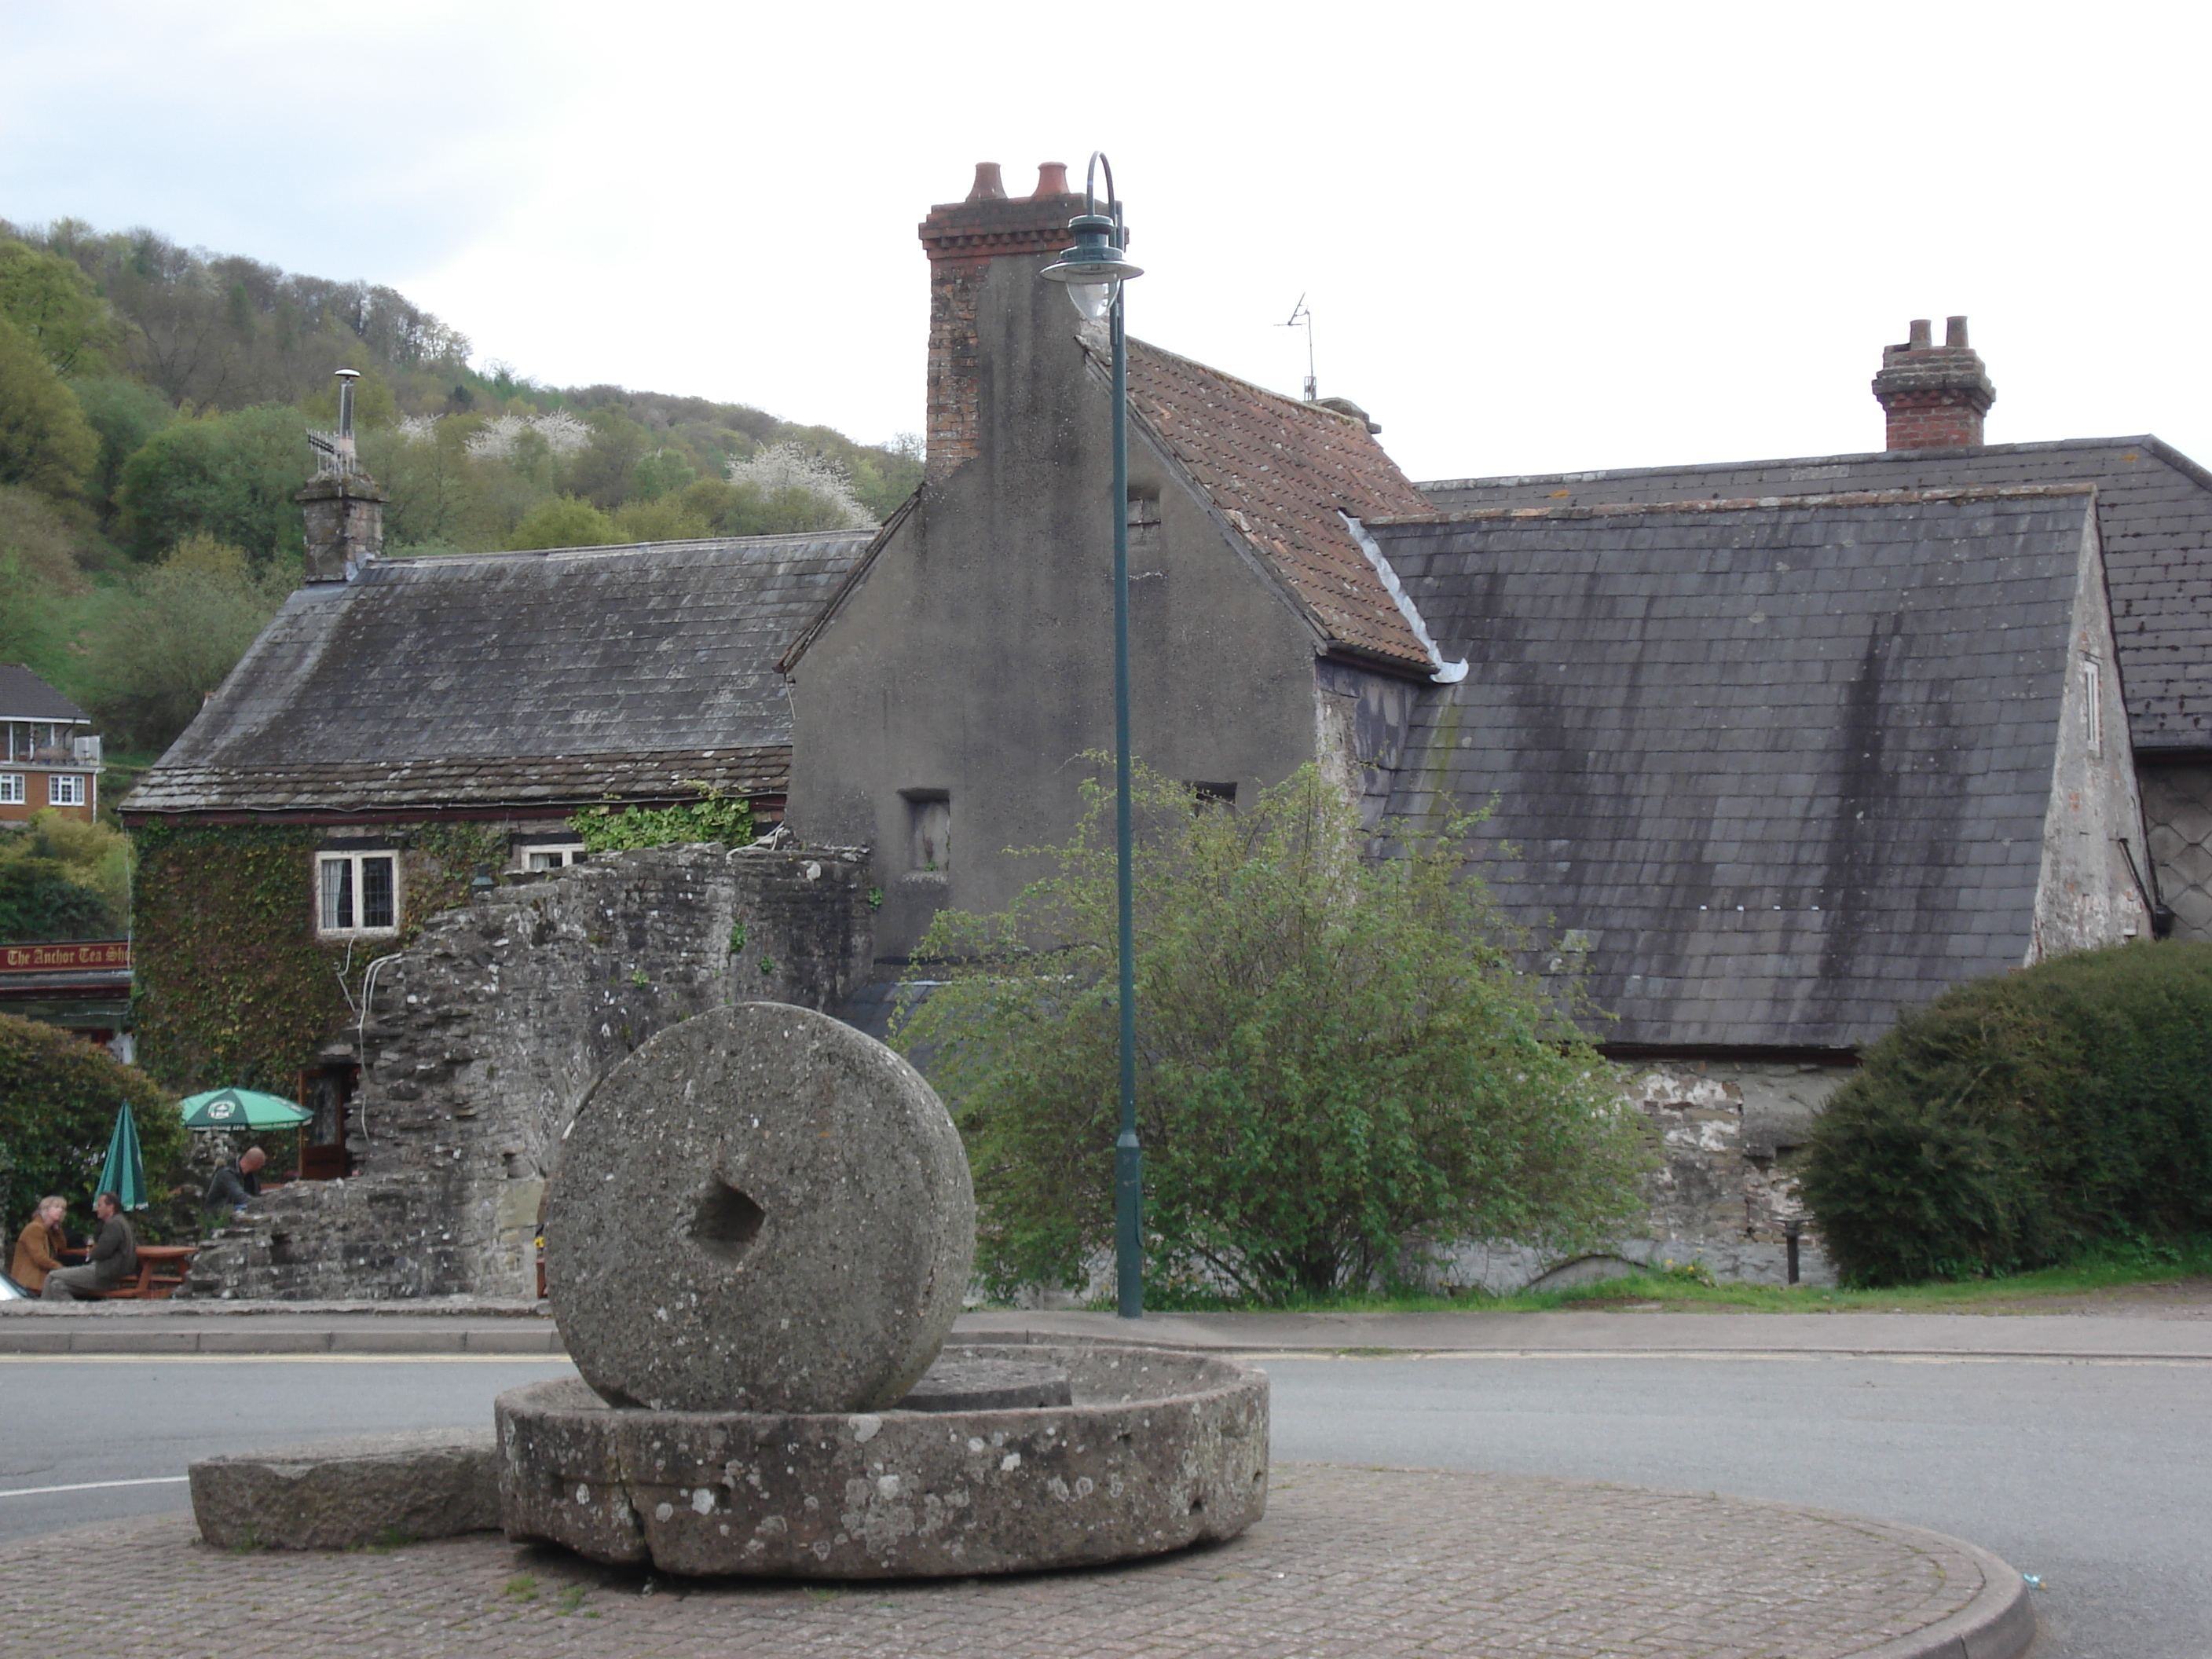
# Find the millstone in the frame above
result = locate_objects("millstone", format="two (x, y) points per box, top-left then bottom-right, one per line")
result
(897, 1356), (1072, 1412)
(547, 1002), (974, 1413)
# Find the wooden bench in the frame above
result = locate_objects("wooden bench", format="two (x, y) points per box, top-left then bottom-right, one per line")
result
(68, 1244), (198, 1300)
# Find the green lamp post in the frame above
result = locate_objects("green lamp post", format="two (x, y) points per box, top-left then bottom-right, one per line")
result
(1040, 153), (1146, 1319)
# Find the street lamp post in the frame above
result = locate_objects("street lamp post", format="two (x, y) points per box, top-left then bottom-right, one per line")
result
(1041, 154), (1146, 1320)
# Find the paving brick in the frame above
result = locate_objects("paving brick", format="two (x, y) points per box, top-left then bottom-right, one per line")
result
(0, 1463), (2024, 1659)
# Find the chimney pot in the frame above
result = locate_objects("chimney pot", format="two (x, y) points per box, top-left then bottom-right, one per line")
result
(967, 163), (1007, 202)
(1034, 162), (1070, 197)
(1872, 314), (1994, 450)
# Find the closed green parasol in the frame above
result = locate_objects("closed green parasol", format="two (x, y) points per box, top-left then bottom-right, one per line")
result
(97, 1101), (148, 1210)
(178, 1088), (313, 1130)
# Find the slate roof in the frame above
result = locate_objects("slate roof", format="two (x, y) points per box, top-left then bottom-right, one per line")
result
(1123, 339), (1436, 671)
(1365, 486), (2100, 1050)
(122, 533), (873, 820)
(0, 665), (90, 723)
(1419, 437), (2212, 753)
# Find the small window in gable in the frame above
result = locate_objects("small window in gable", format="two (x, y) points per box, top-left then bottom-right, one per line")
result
(1188, 781), (1237, 812)
(903, 791), (950, 873)
(1126, 489), (1162, 555)
(2082, 655), (2103, 757)
(317, 851), (399, 936)
(47, 774), (85, 808)
(0, 775), (21, 805)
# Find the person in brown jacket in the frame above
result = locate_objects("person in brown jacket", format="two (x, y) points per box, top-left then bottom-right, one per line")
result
(10, 1196), (68, 1292)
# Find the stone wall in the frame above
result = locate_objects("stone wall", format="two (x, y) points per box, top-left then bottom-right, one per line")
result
(184, 843), (873, 1301)
(1429, 1060), (1851, 1293)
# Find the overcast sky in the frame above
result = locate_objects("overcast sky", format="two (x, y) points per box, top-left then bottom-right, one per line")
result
(4, 2), (2206, 482)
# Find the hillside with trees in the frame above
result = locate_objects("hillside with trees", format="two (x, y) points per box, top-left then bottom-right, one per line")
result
(0, 216), (919, 778)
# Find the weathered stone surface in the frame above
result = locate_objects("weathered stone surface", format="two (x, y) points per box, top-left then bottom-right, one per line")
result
(899, 1355), (1071, 1412)
(190, 1429), (499, 1550)
(182, 844), (875, 1303)
(548, 1002), (973, 1413)
(497, 1343), (1269, 1577)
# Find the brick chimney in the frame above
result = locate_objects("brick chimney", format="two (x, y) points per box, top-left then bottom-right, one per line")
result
(917, 162), (1089, 482)
(1871, 316), (1995, 450)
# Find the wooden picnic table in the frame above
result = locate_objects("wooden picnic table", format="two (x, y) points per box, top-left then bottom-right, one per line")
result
(61, 1243), (199, 1300)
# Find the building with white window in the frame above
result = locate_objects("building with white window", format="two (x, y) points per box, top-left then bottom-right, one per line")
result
(0, 665), (100, 826)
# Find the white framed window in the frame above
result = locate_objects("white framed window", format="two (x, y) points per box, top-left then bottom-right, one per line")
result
(46, 774), (85, 808)
(0, 774), (21, 805)
(520, 843), (586, 873)
(317, 851), (399, 936)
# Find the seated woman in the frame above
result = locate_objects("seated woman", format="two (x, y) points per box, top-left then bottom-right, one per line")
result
(11, 1196), (69, 1294)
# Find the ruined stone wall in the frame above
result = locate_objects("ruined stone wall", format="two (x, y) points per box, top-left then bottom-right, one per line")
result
(184, 843), (873, 1301)
(1430, 1060), (1851, 1293)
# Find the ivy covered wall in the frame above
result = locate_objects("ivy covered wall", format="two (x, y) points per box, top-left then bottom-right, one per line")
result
(131, 820), (507, 1092)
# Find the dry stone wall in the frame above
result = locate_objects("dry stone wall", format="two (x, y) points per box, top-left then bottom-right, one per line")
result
(184, 844), (873, 1301)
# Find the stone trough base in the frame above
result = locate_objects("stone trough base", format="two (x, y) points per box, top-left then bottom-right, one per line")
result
(496, 1343), (1269, 1577)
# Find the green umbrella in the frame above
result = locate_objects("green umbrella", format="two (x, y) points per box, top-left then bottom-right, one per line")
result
(178, 1088), (313, 1130)
(97, 1101), (147, 1210)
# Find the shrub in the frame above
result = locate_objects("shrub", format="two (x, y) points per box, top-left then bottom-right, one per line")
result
(1799, 941), (2212, 1285)
(895, 762), (1650, 1304)
(567, 786), (755, 853)
(0, 1009), (183, 1234)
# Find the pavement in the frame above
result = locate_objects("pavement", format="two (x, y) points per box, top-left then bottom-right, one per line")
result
(4, 1299), (2148, 1657)
(0, 1463), (2032, 1659)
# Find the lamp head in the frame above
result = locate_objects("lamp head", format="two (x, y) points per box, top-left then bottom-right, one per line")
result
(1041, 213), (1142, 320)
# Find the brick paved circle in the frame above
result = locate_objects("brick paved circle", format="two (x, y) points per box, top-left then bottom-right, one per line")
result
(0, 1463), (2030, 1658)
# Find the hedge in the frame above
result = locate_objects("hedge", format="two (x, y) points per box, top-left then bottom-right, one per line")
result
(0, 1009), (184, 1239)
(1799, 941), (2212, 1285)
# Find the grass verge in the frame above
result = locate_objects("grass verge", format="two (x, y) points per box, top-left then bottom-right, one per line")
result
(1057, 1236), (2212, 1316)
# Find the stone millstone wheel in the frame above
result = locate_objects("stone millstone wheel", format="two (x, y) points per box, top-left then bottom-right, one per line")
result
(547, 1002), (974, 1414)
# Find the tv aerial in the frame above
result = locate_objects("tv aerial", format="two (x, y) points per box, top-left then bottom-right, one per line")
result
(1280, 295), (1317, 402)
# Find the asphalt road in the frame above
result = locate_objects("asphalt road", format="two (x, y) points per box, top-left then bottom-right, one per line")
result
(2, 1349), (2203, 1658)
(1267, 1350), (2210, 1659)
(0, 1356), (573, 1541)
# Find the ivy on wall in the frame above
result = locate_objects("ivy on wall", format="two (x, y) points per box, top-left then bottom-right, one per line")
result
(131, 820), (508, 1093)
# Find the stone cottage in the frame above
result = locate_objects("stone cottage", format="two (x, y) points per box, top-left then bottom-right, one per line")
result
(135, 162), (2203, 1295)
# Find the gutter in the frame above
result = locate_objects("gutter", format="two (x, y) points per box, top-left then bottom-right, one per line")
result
(1339, 515), (1467, 684)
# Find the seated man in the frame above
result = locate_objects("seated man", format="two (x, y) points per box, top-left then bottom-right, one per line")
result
(42, 1191), (137, 1300)
(203, 1146), (266, 1214)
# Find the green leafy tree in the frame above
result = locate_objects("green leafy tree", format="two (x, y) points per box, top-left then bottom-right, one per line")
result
(508, 493), (616, 551)
(82, 534), (293, 753)
(0, 809), (131, 941)
(610, 495), (712, 542)
(68, 376), (174, 526)
(0, 1009), (183, 1233)
(0, 316), (99, 502)
(561, 408), (652, 510)
(0, 241), (122, 375)
(116, 403), (309, 563)
(895, 763), (1649, 1304)
(1800, 941), (2212, 1285)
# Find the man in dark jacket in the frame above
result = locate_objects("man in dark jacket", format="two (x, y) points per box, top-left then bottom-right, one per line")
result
(41, 1191), (137, 1300)
(203, 1146), (266, 1214)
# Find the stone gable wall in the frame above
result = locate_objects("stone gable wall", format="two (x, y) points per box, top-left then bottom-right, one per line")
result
(184, 843), (873, 1301)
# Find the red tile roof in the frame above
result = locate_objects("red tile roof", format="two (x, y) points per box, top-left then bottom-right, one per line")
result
(1122, 340), (1434, 671)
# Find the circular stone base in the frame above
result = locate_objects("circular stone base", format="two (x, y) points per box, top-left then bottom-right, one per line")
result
(496, 1344), (1268, 1578)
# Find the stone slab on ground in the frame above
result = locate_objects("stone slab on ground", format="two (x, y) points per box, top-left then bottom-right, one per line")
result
(189, 1429), (500, 1551)
(0, 1463), (2032, 1659)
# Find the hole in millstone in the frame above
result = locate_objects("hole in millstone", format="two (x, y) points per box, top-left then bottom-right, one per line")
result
(1189, 1496), (1205, 1514)
(689, 1179), (766, 1262)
